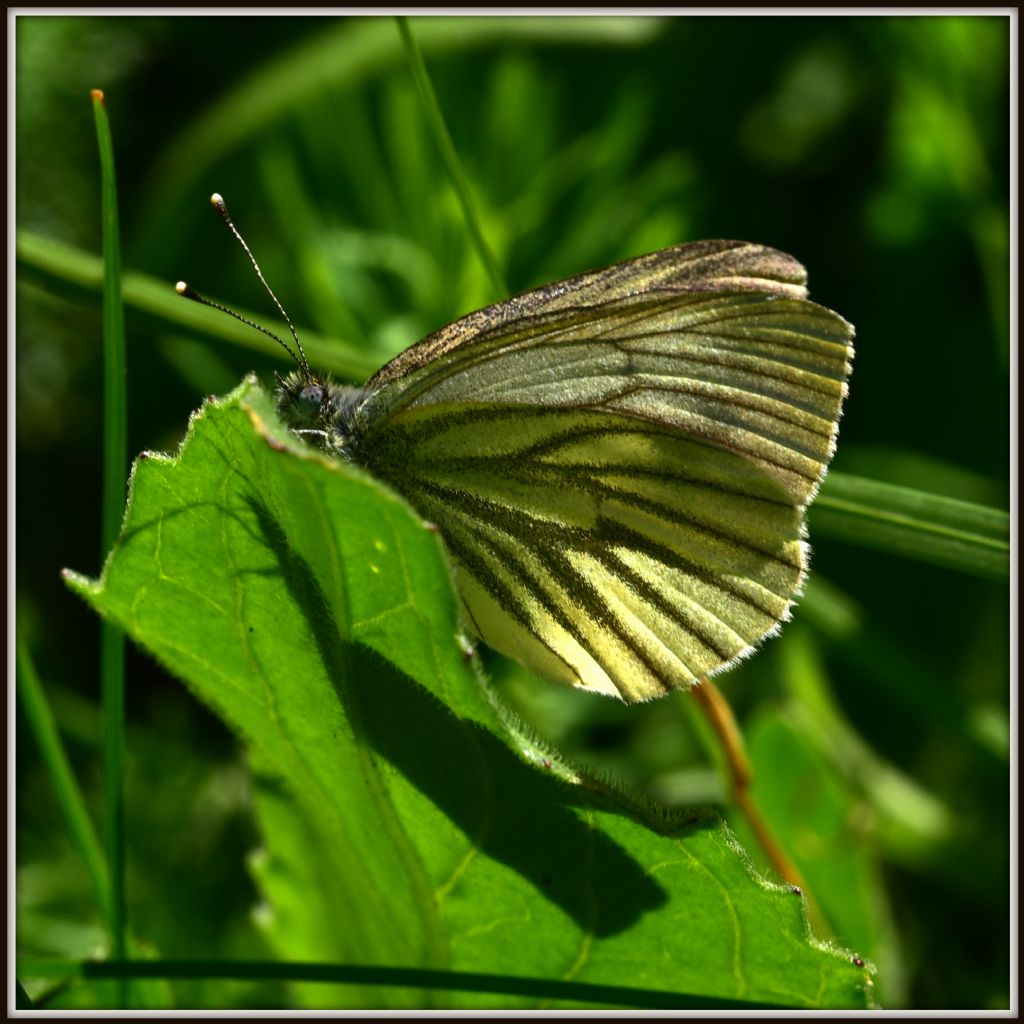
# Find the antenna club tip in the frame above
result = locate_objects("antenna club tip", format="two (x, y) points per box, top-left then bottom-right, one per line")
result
(210, 193), (225, 207)
(175, 281), (188, 294)
(90, 88), (105, 104)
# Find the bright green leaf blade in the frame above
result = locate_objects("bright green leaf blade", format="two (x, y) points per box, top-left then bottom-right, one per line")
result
(812, 472), (1009, 580)
(65, 378), (873, 1009)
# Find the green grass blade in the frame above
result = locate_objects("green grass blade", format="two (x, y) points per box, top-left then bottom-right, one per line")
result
(15, 641), (110, 917)
(15, 230), (380, 381)
(396, 17), (506, 297)
(13, 958), (796, 1010)
(94, 91), (127, 572)
(91, 88), (127, 999)
(813, 471), (1009, 580)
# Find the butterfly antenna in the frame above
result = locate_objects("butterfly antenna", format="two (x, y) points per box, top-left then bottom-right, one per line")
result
(174, 280), (304, 368)
(210, 192), (312, 380)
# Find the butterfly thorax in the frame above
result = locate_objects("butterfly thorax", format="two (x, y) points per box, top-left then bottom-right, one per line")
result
(275, 370), (370, 461)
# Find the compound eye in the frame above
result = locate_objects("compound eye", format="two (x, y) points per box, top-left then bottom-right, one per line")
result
(296, 384), (324, 419)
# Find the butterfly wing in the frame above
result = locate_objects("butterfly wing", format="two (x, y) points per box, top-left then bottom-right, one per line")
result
(356, 241), (853, 701)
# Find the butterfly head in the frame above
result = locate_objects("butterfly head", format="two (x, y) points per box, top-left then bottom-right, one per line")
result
(274, 368), (367, 460)
(277, 371), (324, 427)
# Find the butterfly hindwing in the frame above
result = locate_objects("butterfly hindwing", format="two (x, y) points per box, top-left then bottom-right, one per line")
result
(360, 404), (807, 702)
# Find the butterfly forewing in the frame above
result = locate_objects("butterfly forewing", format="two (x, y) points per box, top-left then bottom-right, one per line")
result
(361, 242), (850, 501)
(366, 241), (808, 388)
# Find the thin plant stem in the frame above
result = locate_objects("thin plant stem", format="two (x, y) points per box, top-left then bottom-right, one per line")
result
(16, 641), (110, 915)
(92, 87), (128, 1006)
(395, 16), (507, 297)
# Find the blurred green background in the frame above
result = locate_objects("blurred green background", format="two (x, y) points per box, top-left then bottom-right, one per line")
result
(15, 13), (1011, 1010)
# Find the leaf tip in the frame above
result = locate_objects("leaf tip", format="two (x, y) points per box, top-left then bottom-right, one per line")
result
(61, 567), (99, 596)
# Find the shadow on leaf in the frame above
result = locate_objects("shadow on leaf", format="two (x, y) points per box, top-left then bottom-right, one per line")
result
(251, 495), (669, 937)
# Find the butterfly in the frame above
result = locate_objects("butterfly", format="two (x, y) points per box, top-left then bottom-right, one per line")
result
(182, 201), (853, 703)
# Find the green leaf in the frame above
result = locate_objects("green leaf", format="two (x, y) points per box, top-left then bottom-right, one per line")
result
(65, 378), (873, 1009)
(812, 472), (1009, 580)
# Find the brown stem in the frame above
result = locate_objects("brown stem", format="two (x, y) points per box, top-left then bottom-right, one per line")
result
(690, 678), (827, 931)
